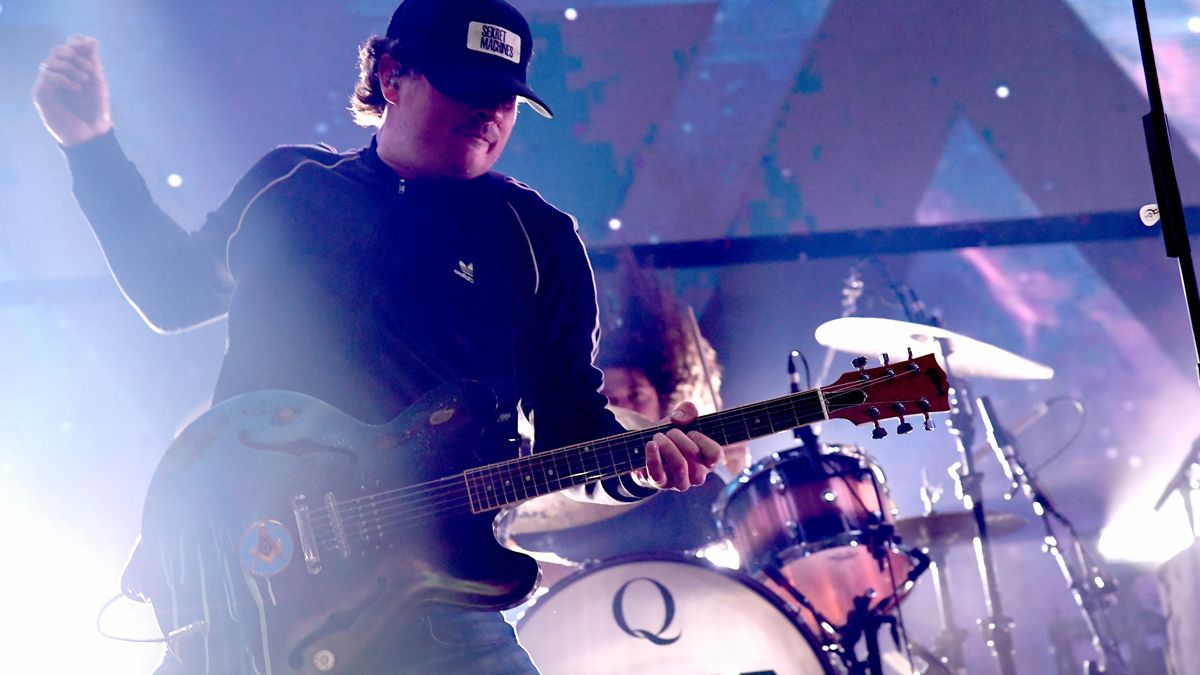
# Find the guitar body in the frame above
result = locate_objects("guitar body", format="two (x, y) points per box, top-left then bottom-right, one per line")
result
(140, 382), (539, 674)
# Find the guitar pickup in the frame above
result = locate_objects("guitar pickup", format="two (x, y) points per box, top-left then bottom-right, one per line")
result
(292, 494), (322, 574)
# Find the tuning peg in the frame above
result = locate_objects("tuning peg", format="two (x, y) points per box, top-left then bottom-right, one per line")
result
(852, 356), (868, 370)
(897, 420), (914, 435)
(923, 413), (936, 431)
(880, 353), (890, 366)
(907, 347), (914, 361)
(872, 422), (888, 439)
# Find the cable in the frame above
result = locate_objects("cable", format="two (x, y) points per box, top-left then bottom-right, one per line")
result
(1028, 396), (1087, 472)
(95, 592), (166, 644)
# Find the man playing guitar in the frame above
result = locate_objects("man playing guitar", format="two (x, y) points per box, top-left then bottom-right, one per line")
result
(33, 0), (723, 672)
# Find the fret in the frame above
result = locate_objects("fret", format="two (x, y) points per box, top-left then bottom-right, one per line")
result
(613, 435), (639, 473)
(463, 473), (480, 513)
(550, 451), (570, 491)
(743, 407), (776, 438)
(549, 449), (574, 491)
(494, 464), (513, 506)
(506, 462), (526, 504)
(565, 444), (588, 488)
(532, 454), (556, 498)
(598, 439), (620, 484)
(582, 445), (601, 484)
(766, 404), (796, 433)
(480, 471), (495, 510)
(514, 459), (533, 502)
(478, 468), (497, 510)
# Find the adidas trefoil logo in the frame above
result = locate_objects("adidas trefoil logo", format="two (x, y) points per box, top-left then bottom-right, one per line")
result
(454, 260), (475, 284)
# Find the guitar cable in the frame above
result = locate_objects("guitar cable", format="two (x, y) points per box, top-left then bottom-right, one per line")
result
(95, 592), (166, 644)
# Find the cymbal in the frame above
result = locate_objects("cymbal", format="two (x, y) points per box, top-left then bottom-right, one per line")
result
(894, 511), (1028, 550)
(815, 317), (1054, 380)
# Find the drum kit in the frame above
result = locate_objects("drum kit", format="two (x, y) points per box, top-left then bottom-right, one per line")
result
(496, 315), (1124, 675)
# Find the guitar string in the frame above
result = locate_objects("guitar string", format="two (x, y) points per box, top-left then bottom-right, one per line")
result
(305, 398), (921, 543)
(306, 395), (834, 526)
(304, 377), (874, 520)
(304, 389), (921, 530)
(308, 400), (930, 551)
(303, 369), (937, 528)
(301, 364), (936, 525)
(306, 393), (937, 550)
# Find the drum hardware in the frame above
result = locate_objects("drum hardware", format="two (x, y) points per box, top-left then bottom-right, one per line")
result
(977, 396), (1127, 675)
(763, 544), (931, 675)
(834, 545), (931, 675)
(817, 319), (1021, 674)
(716, 443), (933, 675)
(839, 593), (899, 675)
(892, 509), (1027, 675)
(1153, 435), (1200, 539)
(939, 369), (1019, 675)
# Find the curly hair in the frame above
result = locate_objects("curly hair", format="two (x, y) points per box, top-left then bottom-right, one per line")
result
(348, 36), (414, 128)
(596, 254), (692, 413)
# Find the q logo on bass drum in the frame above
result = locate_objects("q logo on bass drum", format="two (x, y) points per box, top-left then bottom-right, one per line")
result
(516, 554), (835, 675)
(611, 577), (682, 645)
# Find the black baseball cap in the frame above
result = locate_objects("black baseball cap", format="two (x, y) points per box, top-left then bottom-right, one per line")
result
(387, 0), (553, 118)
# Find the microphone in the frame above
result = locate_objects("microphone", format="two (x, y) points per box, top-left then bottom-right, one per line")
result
(977, 395), (1017, 485)
(788, 350), (802, 391)
(900, 283), (930, 325)
(866, 256), (935, 326)
(789, 351), (821, 453)
(969, 398), (1053, 466)
(1007, 399), (1051, 436)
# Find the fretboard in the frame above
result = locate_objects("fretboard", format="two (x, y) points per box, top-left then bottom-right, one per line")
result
(462, 385), (838, 513)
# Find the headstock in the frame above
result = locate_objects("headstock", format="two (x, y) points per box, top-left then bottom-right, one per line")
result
(824, 352), (950, 439)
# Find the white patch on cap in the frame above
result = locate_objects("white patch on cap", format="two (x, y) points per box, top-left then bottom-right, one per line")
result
(467, 21), (520, 64)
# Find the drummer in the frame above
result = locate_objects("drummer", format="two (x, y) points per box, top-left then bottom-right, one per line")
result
(595, 257), (751, 473)
(507, 255), (750, 565)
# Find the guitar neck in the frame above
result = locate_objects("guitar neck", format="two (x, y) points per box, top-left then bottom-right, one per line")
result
(462, 386), (836, 513)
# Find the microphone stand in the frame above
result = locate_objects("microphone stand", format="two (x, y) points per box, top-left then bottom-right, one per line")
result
(1152, 438), (1200, 538)
(1131, 0), (1200, 387)
(873, 257), (1018, 674)
(977, 397), (1126, 675)
(941, 362), (1018, 675)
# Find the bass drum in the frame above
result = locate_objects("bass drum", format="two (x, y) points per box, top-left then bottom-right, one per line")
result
(515, 554), (834, 675)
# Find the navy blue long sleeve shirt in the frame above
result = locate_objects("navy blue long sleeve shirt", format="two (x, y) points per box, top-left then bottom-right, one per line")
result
(66, 131), (651, 501)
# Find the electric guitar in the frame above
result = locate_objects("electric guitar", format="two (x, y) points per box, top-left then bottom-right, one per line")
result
(139, 353), (948, 673)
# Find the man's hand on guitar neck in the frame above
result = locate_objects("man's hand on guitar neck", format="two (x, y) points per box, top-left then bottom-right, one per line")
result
(630, 401), (723, 491)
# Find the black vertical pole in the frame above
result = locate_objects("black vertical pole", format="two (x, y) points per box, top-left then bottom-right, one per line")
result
(1131, 0), (1200, 387)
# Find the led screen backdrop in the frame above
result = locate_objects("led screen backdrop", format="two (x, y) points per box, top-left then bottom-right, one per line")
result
(4, 2), (1200, 673)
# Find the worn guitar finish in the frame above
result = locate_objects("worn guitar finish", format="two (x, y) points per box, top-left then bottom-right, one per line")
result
(140, 353), (948, 674)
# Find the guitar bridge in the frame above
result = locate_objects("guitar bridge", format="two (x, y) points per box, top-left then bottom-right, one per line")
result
(325, 491), (352, 560)
(292, 494), (322, 574)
